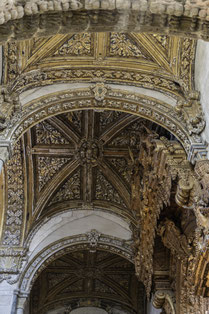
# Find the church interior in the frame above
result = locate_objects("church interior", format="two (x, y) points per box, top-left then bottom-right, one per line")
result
(1, 1), (209, 313)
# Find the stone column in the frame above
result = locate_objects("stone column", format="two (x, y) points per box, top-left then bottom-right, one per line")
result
(0, 281), (18, 314)
(16, 292), (29, 314)
(147, 296), (161, 314)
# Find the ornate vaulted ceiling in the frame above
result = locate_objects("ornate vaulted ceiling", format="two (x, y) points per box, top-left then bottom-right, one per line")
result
(4, 32), (196, 99)
(1, 26), (209, 314)
(4, 109), (175, 239)
(30, 250), (146, 314)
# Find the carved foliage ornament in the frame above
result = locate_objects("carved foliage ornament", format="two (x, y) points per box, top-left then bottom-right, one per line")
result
(4, 33), (195, 102)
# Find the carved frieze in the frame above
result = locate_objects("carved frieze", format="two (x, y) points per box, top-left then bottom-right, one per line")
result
(29, 247), (144, 314)
(3, 33), (195, 104)
(19, 233), (134, 292)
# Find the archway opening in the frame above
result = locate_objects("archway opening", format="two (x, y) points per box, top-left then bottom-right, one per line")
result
(29, 249), (146, 314)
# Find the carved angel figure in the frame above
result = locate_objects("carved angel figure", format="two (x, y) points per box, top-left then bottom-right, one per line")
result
(158, 219), (192, 259)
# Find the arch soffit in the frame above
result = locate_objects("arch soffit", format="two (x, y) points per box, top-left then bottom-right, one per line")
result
(0, 1), (209, 41)
(19, 232), (134, 293)
(2, 85), (201, 154)
(25, 208), (133, 258)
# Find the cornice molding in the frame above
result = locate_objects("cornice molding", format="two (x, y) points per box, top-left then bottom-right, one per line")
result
(0, 1), (209, 41)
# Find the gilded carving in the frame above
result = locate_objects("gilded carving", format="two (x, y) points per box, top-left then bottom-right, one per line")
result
(91, 82), (109, 101)
(153, 291), (176, 314)
(54, 33), (92, 56)
(29, 248), (145, 314)
(77, 139), (101, 165)
(109, 33), (147, 58)
(158, 219), (192, 260)
(3, 87), (201, 157)
(107, 158), (131, 185)
(0, 85), (20, 132)
(19, 233), (134, 292)
(99, 110), (125, 132)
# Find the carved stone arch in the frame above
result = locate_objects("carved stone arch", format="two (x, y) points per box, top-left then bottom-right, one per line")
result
(0, 1), (209, 42)
(18, 232), (134, 293)
(5, 86), (201, 156)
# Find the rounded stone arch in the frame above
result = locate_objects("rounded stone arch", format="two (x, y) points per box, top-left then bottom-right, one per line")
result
(8, 85), (191, 153)
(0, 1), (209, 42)
(18, 233), (134, 293)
